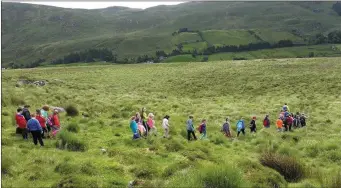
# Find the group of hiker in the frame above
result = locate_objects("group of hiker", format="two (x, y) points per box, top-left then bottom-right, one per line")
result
(129, 104), (307, 140)
(14, 105), (61, 146)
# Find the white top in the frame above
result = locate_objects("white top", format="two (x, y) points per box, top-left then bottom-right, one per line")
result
(162, 118), (169, 129)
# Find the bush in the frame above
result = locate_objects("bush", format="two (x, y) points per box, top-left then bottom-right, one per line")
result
(57, 131), (87, 152)
(165, 140), (184, 152)
(66, 123), (80, 133)
(10, 96), (25, 105)
(260, 152), (305, 182)
(233, 57), (247, 60)
(55, 161), (79, 175)
(65, 105), (79, 117)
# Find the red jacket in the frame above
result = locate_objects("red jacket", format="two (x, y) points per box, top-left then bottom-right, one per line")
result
(36, 115), (46, 128)
(53, 114), (60, 127)
(287, 117), (294, 125)
(15, 113), (27, 128)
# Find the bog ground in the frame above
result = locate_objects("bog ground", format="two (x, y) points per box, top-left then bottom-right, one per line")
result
(1, 58), (341, 187)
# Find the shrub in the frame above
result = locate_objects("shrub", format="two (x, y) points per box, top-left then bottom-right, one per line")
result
(55, 161), (79, 175)
(131, 165), (158, 179)
(330, 171), (341, 188)
(165, 140), (184, 152)
(260, 152), (305, 182)
(65, 105), (79, 117)
(162, 161), (192, 177)
(57, 131), (87, 152)
(233, 57), (247, 60)
(66, 123), (80, 133)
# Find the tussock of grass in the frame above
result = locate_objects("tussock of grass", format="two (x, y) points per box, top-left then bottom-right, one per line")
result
(65, 105), (79, 116)
(56, 131), (87, 152)
(66, 123), (80, 133)
(260, 152), (305, 182)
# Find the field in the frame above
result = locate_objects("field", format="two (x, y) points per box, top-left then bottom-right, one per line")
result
(2, 58), (341, 187)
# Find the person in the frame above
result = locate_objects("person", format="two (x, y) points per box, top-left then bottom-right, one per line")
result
(137, 122), (146, 137)
(141, 107), (148, 135)
(22, 105), (31, 121)
(186, 116), (197, 141)
(250, 116), (257, 133)
(221, 118), (231, 138)
(199, 119), (207, 140)
(15, 108), (28, 139)
(263, 114), (270, 128)
(293, 114), (300, 128)
(276, 118), (283, 132)
(41, 105), (50, 134)
(26, 113), (44, 146)
(135, 112), (141, 124)
(147, 113), (157, 136)
(162, 115), (170, 138)
(130, 116), (139, 139)
(50, 110), (60, 132)
(35, 109), (47, 138)
(279, 110), (285, 120)
(236, 117), (245, 137)
(282, 103), (290, 112)
(287, 115), (294, 131)
(300, 113), (306, 127)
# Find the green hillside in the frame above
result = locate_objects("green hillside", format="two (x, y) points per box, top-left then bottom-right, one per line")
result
(1, 1), (341, 67)
(2, 58), (341, 187)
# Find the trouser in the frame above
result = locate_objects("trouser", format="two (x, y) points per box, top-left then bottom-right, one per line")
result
(132, 133), (140, 140)
(200, 132), (207, 139)
(288, 123), (292, 131)
(237, 129), (245, 137)
(301, 122), (306, 127)
(224, 131), (231, 137)
(31, 131), (44, 146)
(19, 128), (28, 139)
(163, 127), (169, 138)
(42, 127), (48, 138)
(142, 121), (148, 136)
(149, 127), (157, 136)
(250, 127), (256, 133)
(187, 130), (197, 141)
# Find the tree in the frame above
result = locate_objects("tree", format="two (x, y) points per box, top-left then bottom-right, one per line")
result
(332, 2), (341, 16)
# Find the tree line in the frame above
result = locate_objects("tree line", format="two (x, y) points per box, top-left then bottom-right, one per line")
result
(309, 30), (341, 45)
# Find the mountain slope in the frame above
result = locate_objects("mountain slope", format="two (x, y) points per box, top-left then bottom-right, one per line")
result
(1, 1), (341, 67)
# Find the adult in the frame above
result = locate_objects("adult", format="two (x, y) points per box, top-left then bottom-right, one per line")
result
(282, 103), (290, 112)
(162, 115), (170, 138)
(41, 105), (50, 133)
(236, 117), (245, 137)
(130, 116), (139, 139)
(15, 108), (28, 139)
(186, 116), (197, 141)
(27, 113), (44, 146)
(36, 109), (47, 138)
(287, 115), (294, 131)
(263, 114), (270, 128)
(300, 113), (306, 127)
(22, 105), (31, 121)
(250, 116), (257, 133)
(222, 118), (231, 138)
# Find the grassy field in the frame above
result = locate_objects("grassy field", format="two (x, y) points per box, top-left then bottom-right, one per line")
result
(2, 58), (341, 187)
(201, 30), (260, 46)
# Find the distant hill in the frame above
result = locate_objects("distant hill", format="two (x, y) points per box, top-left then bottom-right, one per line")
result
(1, 1), (341, 67)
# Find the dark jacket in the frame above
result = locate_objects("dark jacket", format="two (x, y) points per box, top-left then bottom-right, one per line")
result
(27, 118), (42, 131)
(22, 108), (31, 121)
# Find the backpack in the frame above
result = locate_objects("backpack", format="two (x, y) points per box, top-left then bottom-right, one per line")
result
(47, 116), (54, 126)
(198, 124), (203, 133)
(263, 119), (267, 126)
(283, 106), (288, 111)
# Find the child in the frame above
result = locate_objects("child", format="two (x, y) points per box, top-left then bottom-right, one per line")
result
(276, 118), (283, 132)
(162, 115), (170, 138)
(135, 112), (141, 124)
(287, 115), (294, 131)
(250, 116), (257, 133)
(15, 108), (28, 139)
(199, 119), (207, 140)
(141, 107), (149, 135)
(236, 117), (245, 137)
(300, 113), (306, 127)
(186, 115), (197, 141)
(138, 122), (146, 138)
(147, 113), (157, 136)
(221, 118), (231, 138)
(130, 116), (139, 140)
(263, 114), (270, 128)
(35, 109), (47, 138)
(293, 114), (300, 128)
(41, 105), (50, 134)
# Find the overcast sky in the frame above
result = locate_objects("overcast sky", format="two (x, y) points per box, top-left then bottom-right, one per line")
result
(21, 1), (185, 9)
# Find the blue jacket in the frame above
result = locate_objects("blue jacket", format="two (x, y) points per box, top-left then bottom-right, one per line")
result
(27, 118), (42, 131)
(130, 120), (138, 134)
(236, 120), (245, 131)
(186, 119), (194, 131)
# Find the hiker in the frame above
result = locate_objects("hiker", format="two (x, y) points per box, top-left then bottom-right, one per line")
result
(282, 103), (290, 112)
(300, 113), (306, 127)
(35, 109), (47, 138)
(186, 115), (197, 141)
(236, 117), (245, 137)
(263, 114), (270, 128)
(279, 110), (285, 120)
(221, 118), (231, 138)
(15, 108), (28, 139)
(276, 118), (283, 132)
(141, 107), (149, 135)
(147, 113), (157, 136)
(287, 115), (294, 131)
(250, 116), (257, 133)
(137, 121), (146, 137)
(135, 112), (141, 124)
(22, 105), (31, 121)
(50, 110), (61, 132)
(41, 105), (50, 134)
(283, 111), (290, 131)
(26, 113), (44, 146)
(130, 116), (139, 139)
(199, 119), (207, 140)
(162, 115), (170, 138)
(293, 114), (300, 128)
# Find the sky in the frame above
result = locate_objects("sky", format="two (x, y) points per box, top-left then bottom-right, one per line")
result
(21, 1), (185, 9)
